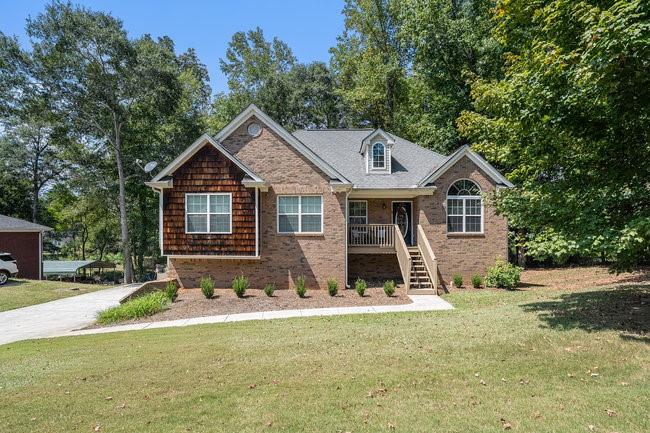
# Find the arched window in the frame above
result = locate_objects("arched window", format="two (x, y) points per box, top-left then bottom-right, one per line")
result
(372, 142), (385, 169)
(447, 179), (482, 233)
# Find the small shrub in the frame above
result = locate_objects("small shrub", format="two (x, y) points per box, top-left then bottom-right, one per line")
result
(485, 260), (522, 290)
(471, 274), (483, 289)
(355, 278), (367, 297)
(200, 275), (214, 299)
(97, 291), (169, 324)
(383, 280), (396, 297)
(295, 275), (307, 298)
(232, 275), (249, 298)
(165, 281), (178, 301)
(327, 278), (338, 296)
(453, 274), (463, 288)
(263, 283), (275, 297)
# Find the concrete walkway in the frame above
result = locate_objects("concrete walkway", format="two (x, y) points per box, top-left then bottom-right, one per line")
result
(0, 283), (142, 346)
(64, 294), (453, 338)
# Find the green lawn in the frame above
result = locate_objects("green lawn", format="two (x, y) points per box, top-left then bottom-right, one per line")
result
(0, 279), (114, 312)
(0, 283), (648, 433)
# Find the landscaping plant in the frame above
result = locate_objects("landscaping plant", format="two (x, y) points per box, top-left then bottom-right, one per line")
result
(453, 274), (463, 288)
(327, 278), (338, 296)
(165, 281), (178, 301)
(355, 278), (366, 297)
(200, 275), (215, 299)
(383, 280), (395, 297)
(295, 275), (307, 298)
(485, 260), (522, 290)
(97, 291), (169, 324)
(232, 275), (249, 298)
(263, 283), (275, 297)
(471, 274), (483, 289)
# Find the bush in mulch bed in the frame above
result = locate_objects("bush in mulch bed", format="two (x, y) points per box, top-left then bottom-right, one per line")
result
(383, 280), (395, 297)
(263, 283), (275, 297)
(355, 278), (367, 297)
(201, 276), (215, 299)
(295, 276), (307, 298)
(232, 275), (249, 298)
(327, 278), (338, 297)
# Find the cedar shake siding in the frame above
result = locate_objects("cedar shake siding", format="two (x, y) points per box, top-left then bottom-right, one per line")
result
(167, 117), (347, 290)
(416, 155), (508, 284)
(162, 145), (256, 256)
(0, 232), (41, 279)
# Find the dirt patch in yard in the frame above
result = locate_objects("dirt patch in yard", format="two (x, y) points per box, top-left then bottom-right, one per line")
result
(89, 285), (411, 327)
(519, 266), (650, 290)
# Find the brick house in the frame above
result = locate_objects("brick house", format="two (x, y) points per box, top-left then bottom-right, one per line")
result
(146, 105), (512, 293)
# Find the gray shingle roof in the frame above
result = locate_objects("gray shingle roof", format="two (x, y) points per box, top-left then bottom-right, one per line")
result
(292, 129), (447, 189)
(0, 214), (51, 232)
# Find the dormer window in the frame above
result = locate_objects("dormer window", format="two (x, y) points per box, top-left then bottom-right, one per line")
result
(372, 142), (386, 169)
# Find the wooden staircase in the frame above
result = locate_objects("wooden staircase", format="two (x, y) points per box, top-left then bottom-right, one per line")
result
(407, 246), (437, 295)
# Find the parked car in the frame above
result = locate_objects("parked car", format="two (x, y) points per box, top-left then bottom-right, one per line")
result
(0, 253), (18, 285)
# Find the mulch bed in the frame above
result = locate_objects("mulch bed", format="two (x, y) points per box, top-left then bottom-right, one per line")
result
(91, 285), (411, 328)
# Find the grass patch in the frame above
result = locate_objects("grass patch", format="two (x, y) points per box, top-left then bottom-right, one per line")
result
(0, 279), (648, 432)
(0, 279), (114, 312)
(96, 291), (170, 324)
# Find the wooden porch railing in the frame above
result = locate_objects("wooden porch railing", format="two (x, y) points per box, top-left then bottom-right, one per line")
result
(394, 224), (412, 291)
(417, 225), (438, 294)
(348, 224), (395, 248)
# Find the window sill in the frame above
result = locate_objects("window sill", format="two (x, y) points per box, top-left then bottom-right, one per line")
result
(447, 232), (485, 238)
(277, 232), (325, 237)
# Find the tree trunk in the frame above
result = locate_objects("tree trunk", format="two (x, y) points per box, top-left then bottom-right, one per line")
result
(114, 131), (134, 283)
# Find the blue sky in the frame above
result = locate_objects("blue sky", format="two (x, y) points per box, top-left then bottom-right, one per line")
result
(1, 0), (345, 93)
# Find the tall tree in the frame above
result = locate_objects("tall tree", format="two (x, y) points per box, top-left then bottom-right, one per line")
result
(458, 0), (650, 270)
(210, 30), (343, 131)
(25, 2), (179, 282)
(397, 0), (503, 152)
(330, 0), (407, 129)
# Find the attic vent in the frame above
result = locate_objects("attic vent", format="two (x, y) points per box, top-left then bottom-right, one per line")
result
(247, 122), (262, 137)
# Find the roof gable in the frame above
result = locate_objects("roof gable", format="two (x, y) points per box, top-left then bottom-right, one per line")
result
(360, 128), (396, 153)
(149, 133), (265, 186)
(418, 145), (514, 188)
(215, 104), (351, 183)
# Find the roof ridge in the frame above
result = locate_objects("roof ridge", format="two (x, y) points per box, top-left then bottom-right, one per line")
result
(295, 128), (374, 132)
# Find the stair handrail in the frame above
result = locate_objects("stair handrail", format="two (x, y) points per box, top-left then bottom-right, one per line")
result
(394, 224), (412, 291)
(417, 225), (438, 294)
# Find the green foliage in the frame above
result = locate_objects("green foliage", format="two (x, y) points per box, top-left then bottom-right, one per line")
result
(232, 275), (249, 298)
(355, 278), (366, 297)
(263, 283), (275, 297)
(165, 281), (178, 301)
(458, 0), (650, 271)
(485, 260), (522, 290)
(453, 274), (463, 288)
(97, 291), (169, 324)
(327, 278), (338, 297)
(295, 275), (307, 298)
(471, 274), (483, 289)
(383, 280), (396, 297)
(200, 276), (214, 299)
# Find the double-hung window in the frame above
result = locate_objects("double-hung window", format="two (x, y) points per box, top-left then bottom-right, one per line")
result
(278, 195), (323, 233)
(447, 179), (482, 233)
(186, 193), (232, 234)
(348, 200), (368, 225)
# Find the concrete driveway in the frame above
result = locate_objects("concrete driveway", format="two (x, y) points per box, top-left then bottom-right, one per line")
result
(0, 283), (142, 346)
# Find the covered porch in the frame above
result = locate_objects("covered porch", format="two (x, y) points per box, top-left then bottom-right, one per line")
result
(346, 197), (439, 294)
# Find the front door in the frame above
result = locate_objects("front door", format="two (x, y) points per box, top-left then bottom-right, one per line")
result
(392, 201), (413, 245)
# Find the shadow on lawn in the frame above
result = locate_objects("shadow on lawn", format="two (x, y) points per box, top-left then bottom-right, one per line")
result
(521, 284), (650, 341)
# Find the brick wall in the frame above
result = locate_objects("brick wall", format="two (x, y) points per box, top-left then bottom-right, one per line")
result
(168, 117), (346, 290)
(416, 155), (508, 284)
(0, 232), (41, 279)
(348, 253), (402, 284)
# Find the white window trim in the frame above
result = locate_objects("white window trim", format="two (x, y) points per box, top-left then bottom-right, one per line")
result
(446, 179), (484, 234)
(348, 200), (368, 225)
(185, 192), (233, 234)
(277, 195), (324, 234)
(371, 142), (386, 170)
